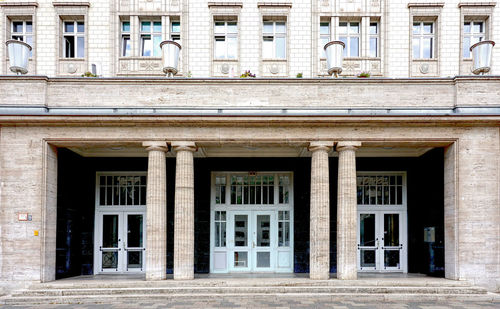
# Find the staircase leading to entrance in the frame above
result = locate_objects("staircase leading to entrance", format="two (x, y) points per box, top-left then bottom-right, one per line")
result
(0, 276), (497, 305)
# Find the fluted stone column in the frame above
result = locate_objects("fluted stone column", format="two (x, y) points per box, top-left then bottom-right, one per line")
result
(143, 141), (168, 281)
(172, 141), (197, 280)
(308, 141), (334, 280)
(336, 141), (361, 280)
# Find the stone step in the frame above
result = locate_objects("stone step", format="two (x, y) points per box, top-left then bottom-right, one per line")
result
(2, 292), (499, 305)
(10, 285), (488, 298)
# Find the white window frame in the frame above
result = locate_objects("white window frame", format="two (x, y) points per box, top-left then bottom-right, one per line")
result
(140, 20), (162, 57)
(369, 21), (379, 58)
(121, 20), (131, 57)
(262, 21), (287, 59)
(412, 21), (435, 59)
(339, 21), (360, 58)
(62, 20), (85, 58)
(214, 20), (238, 60)
(463, 20), (485, 59)
(319, 21), (330, 58)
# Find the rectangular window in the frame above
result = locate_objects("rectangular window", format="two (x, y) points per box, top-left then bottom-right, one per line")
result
(170, 21), (181, 42)
(230, 175), (275, 205)
(140, 21), (162, 57)
(121, 21), (131, 57)
(320, 22), (330, 58)
(412, 21), (434, 59)
(214, 211), (227, 247)
(214, 21), (238, 60)
(463, 21), (485, 58)
(278, 211), (290, 247)
(215, 175), (226, 204)
(98, 175), (147, 206)
(369, 22), (379, 58)
(63, 21), (85, 58)
(356, 174), (404, 206)
(11, 20), (33, 57)
(339, 21), (360, 57)
(262, 21), (286, 59)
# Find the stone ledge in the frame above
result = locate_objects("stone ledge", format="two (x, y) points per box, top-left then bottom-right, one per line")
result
(458, 2), (496, 7)
(0, 2), (38, 7)
(407, 2), (445, 8)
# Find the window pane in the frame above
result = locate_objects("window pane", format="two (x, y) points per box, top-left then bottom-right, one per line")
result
(463, 37), (471, 58)
(276, 36), (286, 59)
(227, 37), (237, 59)
(122, 36), (131, 56)
(26, 22), (33, 33)
(77, 22), (84, 33)
(350, 22), (359, 33)
(370, 37), (378, 57)
(320, 22), (329, 34)
(152, 21), (161, 33)
(215, 21), (225, 33)
(26, 36), (33, 46)
(64, 22), (74, 33)
(227, 22), (237, 33)
(171, 21), (180, 33)
(263, 36), (273, 58)
(413, 23), (420, 34)
(142, 36), (152, 56)
(423, 37), (432, 58)
(369, 22), (378, 34)
(77, 36), (85, 57)
(473, 22), (483, 33)
(339, 22), (347, 34)
(141, 21), (151, 32)
(339, 36), (348, 56)
(412, 38), (420, 58)
(276, 22), (286, 34)
(350, 37), (359, 57)
(13, 21), (23, 33)
(153, 35), (162, 56)
(64, 36), (74, 57)
(122, 21), (130, 32)
(423, 23), (433, 34)
(263, 22), (273, 33)
(215, 37), (225, 59)
(463, 22), (471, 34)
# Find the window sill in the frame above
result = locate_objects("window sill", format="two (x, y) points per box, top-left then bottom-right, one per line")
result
(59, 58), (85, 61)
(412, 58), (438, 62)
(119, 57), (162, 60)
(262, 58), (287, 62)
(213, 58), (239, 62)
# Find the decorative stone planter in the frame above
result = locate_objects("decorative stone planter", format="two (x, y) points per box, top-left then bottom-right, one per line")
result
(5, 40), (32, 75)
(324, 41), (345, 77)
(160, 40), (181, 77)
(470, 40), (495, 75)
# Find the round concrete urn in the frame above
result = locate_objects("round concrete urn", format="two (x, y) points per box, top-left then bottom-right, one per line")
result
(470, 40), (495, 75)
(324, 41), (345, 77)
(6, 39), (32, 75)
(160, 40), (181, 77)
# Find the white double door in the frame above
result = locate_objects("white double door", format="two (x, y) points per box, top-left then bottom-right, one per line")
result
(229, 211), (275, 272)
(95, 211), (146, 273)
(357, 211), (407, 272)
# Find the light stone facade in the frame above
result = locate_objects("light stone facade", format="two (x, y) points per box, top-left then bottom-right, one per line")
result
(0, 0), (499, 296)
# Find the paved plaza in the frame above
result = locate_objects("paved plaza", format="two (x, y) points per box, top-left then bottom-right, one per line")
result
(1, 296), (499, 309)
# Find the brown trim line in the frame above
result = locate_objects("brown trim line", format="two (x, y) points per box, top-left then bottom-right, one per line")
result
(208, 2), (243, 8)
(407, 2), (445, 8)
(257, 2), (292, 8)
(52, 1), (90, 7)
(458, 2), (496, 7)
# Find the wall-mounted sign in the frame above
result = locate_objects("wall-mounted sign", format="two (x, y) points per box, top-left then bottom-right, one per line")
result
(18, 213), (28, 221)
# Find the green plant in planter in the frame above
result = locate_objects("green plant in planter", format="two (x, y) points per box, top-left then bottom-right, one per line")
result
(357, 71), (371, 78)
(240, 70), (256, 78)
(296, 72), (303, 78)
(81, 71), (97, 77)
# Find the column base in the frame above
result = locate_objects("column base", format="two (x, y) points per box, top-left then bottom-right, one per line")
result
(146, 272), (167, 281)
(173, 273), (194, 280)
(310, 273), (330, 280)
(336, 272), (357, 280)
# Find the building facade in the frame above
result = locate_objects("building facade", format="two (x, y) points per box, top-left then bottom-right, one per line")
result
(0, 0), (499, 292)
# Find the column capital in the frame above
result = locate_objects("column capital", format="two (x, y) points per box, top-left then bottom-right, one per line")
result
(172, 141), (197, 152)
(308, 141), (335, 152)
(336, 141), (362, 152)
(143, 141), (168, 152)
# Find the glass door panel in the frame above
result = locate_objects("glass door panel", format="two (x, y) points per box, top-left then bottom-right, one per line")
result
(358, 213), (377, 270)
(125, 214), (145, 271)
(255, 214), (272, 269)
(233, 214), (250, 270)
(382, 213), (401, 270)
(101, 214), (120, 272)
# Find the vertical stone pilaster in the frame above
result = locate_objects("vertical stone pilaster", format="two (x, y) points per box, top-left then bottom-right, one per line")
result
(308, 141), (334, 280)
(143, 141), (168, 281)
(336, 141), (361, 280)
(172, 141), (197, 280)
